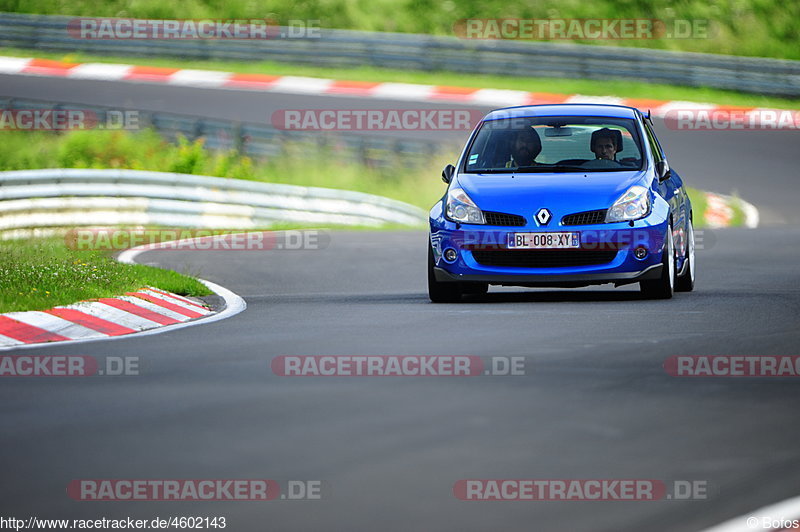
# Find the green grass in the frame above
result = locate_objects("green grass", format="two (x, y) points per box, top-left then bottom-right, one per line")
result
(0, 237), (211, 313)
(1, 0), (798, 60)
(2, 47), (799, 110)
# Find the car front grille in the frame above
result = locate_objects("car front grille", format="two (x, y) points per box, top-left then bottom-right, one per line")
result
(561, 209), (608, 226)
(483, 211), (527, 226)
(471, 249), (618, 268)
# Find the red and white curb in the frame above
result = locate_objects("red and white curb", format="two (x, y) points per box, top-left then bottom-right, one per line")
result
(0, 238), (246, 351)
(704, 192), (760, 229)
(0, 288), (211, 348)
(0, 55), (793, 118)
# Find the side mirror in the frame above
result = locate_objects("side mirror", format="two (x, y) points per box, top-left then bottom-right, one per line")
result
(656, 160), (671, 182)
(441, 164), (455, 184)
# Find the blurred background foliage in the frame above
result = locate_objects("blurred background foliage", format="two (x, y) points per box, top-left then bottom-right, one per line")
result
(1, 0), (797, 59)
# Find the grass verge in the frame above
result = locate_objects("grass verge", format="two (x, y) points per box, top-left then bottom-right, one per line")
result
(0, 237), (211, 313)
(1, 47), (799, 110)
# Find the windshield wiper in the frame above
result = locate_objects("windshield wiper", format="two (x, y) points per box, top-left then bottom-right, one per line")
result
(467, 168), (517, 174)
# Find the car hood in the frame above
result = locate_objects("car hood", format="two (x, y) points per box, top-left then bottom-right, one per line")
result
(454, 170), (649, 216)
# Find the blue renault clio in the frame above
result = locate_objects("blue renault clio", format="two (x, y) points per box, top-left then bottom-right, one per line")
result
(428, 104), (695, 302)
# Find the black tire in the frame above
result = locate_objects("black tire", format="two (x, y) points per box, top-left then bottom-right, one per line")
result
(675, 219), (696, 292)
(428, 245), (463, 303)
(640, 225), (675, 300)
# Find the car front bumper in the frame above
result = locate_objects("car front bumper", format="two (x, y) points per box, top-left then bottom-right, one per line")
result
(430, 215), (669, 288)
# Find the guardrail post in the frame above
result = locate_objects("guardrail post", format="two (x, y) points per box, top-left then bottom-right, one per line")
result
(232, 123), (244, 154)
(192, 119), (204, 142)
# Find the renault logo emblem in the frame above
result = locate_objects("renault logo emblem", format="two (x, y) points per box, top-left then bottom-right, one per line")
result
(535, 208), (552, 226)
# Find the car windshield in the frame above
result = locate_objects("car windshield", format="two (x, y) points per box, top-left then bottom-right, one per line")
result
(463, 115), (644, 173)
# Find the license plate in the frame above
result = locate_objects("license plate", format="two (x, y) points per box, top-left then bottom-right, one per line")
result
(507, 232), (580, 249)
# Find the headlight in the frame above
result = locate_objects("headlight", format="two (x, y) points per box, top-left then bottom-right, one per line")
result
(605, 185), (651, 222)
(445, 187), (485, 224)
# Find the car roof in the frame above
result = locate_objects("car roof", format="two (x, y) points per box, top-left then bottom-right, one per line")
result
(483, 103), (639, 122)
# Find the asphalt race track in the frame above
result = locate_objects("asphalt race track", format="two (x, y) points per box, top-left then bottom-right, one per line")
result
(1, 74), (800, 531)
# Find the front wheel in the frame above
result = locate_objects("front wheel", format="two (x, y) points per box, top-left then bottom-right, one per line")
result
(675, 219), (696, 292)
(428, 245), (462, 303)
(640, 225), (675, 300)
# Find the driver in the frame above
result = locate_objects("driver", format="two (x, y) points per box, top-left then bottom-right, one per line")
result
(590, 128), (619, 161)
(505, 127), (542, 168)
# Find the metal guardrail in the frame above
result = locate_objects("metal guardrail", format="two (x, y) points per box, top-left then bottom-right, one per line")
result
(1, 12), (799, 96)
(0, 169), (428, 237)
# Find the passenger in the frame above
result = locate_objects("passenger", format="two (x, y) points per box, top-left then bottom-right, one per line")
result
(590, 128), (620, 161)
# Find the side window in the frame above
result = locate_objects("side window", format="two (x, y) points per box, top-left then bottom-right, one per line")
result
(643, 120), (664, 164)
